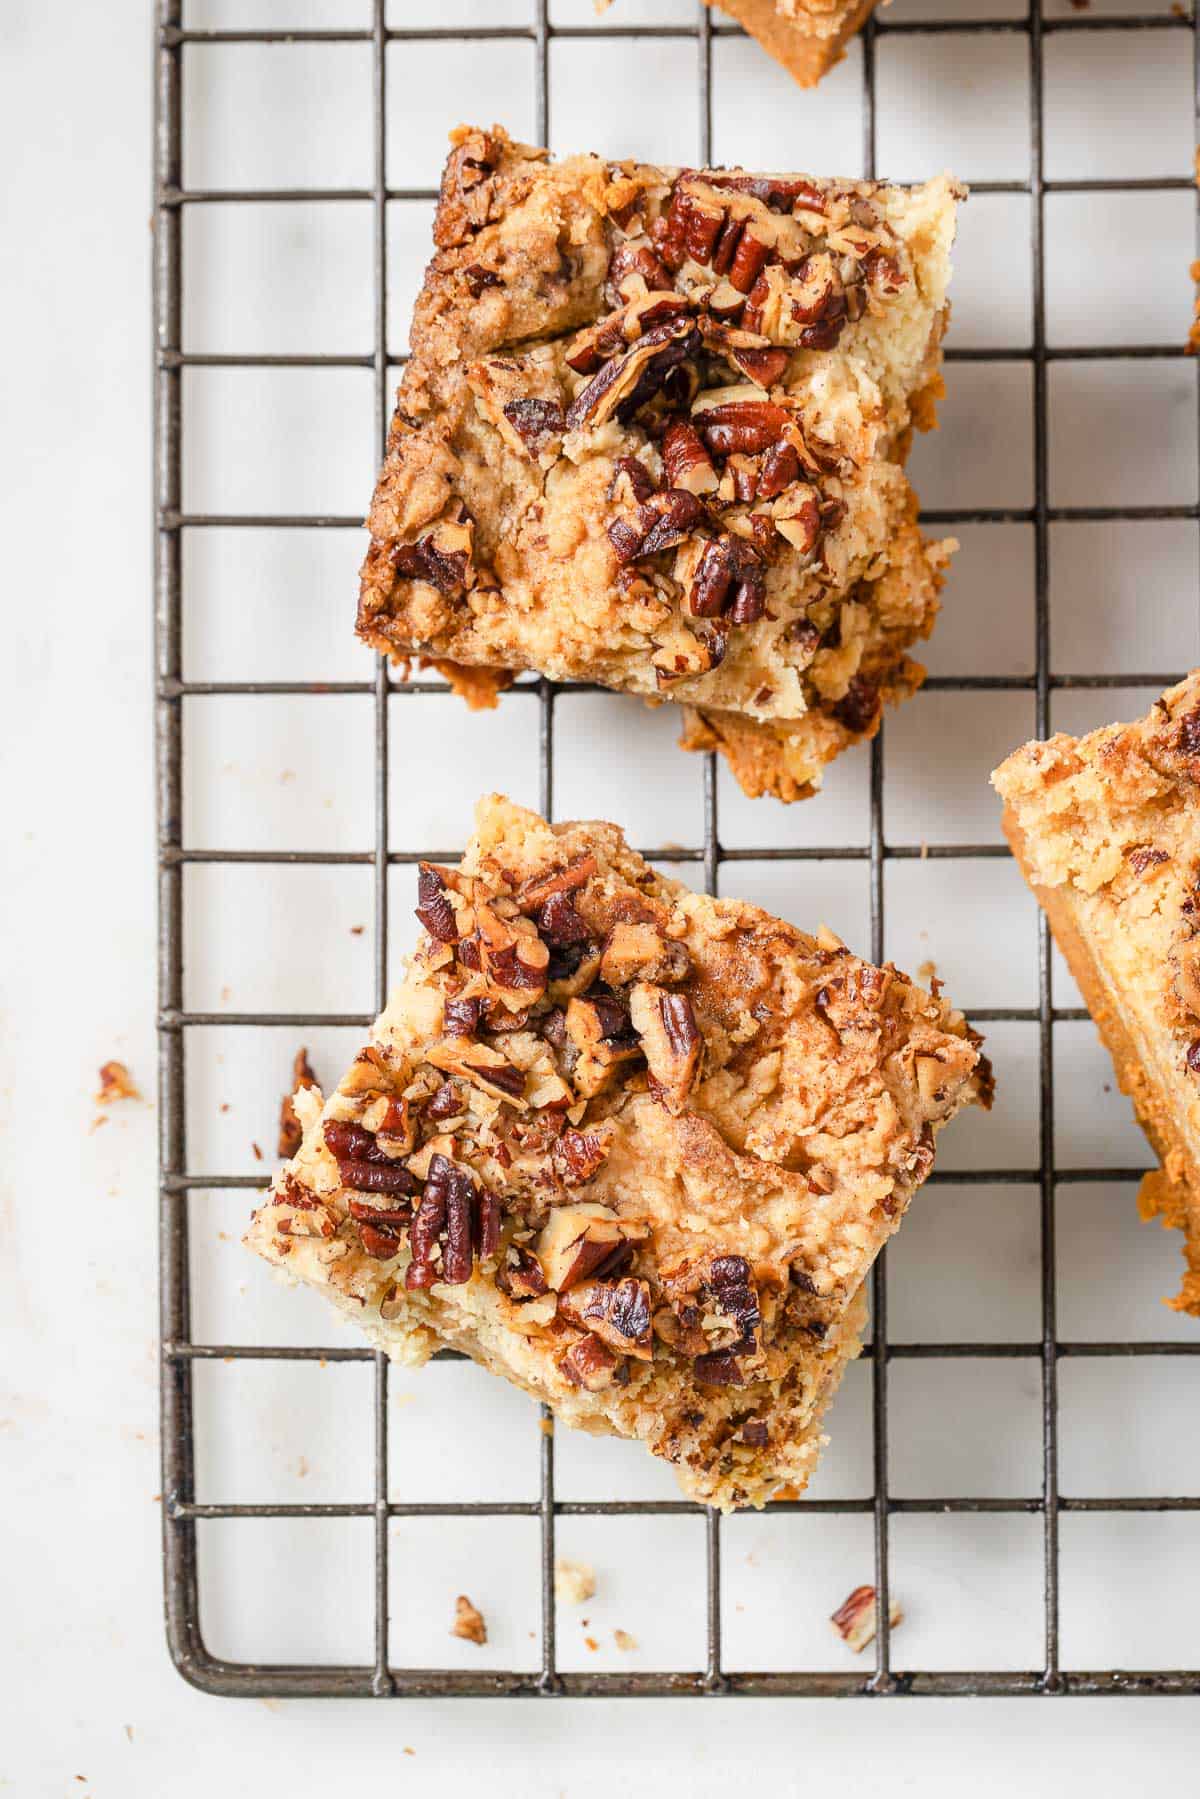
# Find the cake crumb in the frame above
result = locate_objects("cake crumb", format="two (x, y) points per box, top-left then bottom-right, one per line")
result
(96, 1060), (141, 1105)
(554, 1557), (596, 1606)
(584, 1635), (599, 1652)
(451, 1594), (487, 1645)
(917, 959), (938, 985)
(251, 1141), (264, 1162)
(614, 1628), (638, 1652)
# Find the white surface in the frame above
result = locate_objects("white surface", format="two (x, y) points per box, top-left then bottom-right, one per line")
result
(4, 1), (1200, 1793)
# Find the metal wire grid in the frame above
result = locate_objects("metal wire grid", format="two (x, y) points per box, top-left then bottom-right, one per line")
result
(155, 0), (1200, 1697)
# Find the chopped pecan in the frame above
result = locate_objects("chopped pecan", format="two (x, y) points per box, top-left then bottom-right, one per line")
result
(537, 1202), (638, 1292)
(832, 675), (881, 737)
(629, 982), (702, 1114)
(476, 1192), (502, 1261)
(608, 518), (645, 564)
(359, 1221), (404, 1260)
(772, 486), (821, 555)
(693, 1350), (745, 1387)
(416, 863), (458, 943)
(599, 919), (688, 987)
(324, 1119), (416, 1197)
(705, 171), (827, 213)
(442, 995), (481, 1038)
(606, 241), (672, 305)
(278, 1045), (318, 1159)
(1186, 1038), (1200, 1076)
(552, 1127), (610, 1186)
(662, 419), (719, 496)
(463, 263), (500, 298)
(517, 859), (598, 915)
(559, 1333), (621, 1392)
(701, 319), (790, 389)
(565, 993), (643, 1097)
(502, 397), (566, 456)
(496, 1244), (549, 1300)
(565, 318), (700, 432)
(636, 487), (707, 558)
(738, 1419), (769, 1447)
(756, 440), (801, 499)
(830, 1585), (902, 1654)
(708, 1254), (761, 1346)
(426, 1037), (527, 1104)
(609, 454), (658, 507)
(538, 890), (590, 947)
(1175, 704), (1200, 760)
(689, 537), (738, 619)
(560, 1277), (653, 1359)
(426, 1078), (463, 1121)
(1126, 845), (1168, 876)
(390, 515), (474, 600)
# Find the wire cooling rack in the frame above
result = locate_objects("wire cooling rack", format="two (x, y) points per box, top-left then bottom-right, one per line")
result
(156, 0), (1200, 1697)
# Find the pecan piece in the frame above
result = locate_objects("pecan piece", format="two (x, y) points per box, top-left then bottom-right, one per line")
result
(536, 1202), (638, 1292)
(519, 857), (599, 913)
(496, 1244), (549, 1300)
(629, 982), (702, 1114)
(463, 263), (500, 298)
(359, 1221), (404, 1260)
(559, 1333), (621, 1392)
(552, 1127), (611, 1186)
(832, 675), (881, 737)
(772, 485), (821, 555)
(426, 1037), (527, 1105)
(442, 995), (481, 1038)
(323, 1119), (416, 1197)
(599, 919), (688, 988)
(607, 518), (645, 564)
(756, 440), (800, 499)
(565, 318), (700, 432)
(537, 890), (590, 947)
(502, 397), (566, 456)
(565, 993), (643, 1097)
(278, 1045), (319, 1159)
(636, 487), (707, 559)
(606, 241), (672, 305)
(693, 1350), (745, 1387)
(830, 1585), (903, 1654)
(415, 862), (458, 943)
(390, 515), (474, 600)
(560, 1277), (653, 1359)
(662, 418), (719, 496)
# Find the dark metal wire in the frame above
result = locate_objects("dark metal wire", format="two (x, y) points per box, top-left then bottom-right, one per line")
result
(156, 0), (1200, 1697)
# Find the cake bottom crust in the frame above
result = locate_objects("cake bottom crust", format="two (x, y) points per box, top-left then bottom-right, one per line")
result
(1003, 807), (1200, 1316)
(704, 0), (878, 87)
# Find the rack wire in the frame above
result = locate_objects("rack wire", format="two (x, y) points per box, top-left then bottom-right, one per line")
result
(156, 0), (1200, 1696)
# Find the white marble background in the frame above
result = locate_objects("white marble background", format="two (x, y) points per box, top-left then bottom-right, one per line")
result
(4, 0), (1199, 1792)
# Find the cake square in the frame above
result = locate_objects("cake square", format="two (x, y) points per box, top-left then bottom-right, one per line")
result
(358, 125), (963, 802)
(245, 795), (990, 1508)
(993, 673), (1200, 1317)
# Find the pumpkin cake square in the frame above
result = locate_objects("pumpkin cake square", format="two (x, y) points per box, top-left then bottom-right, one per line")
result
(246, 796), (990, 1508)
